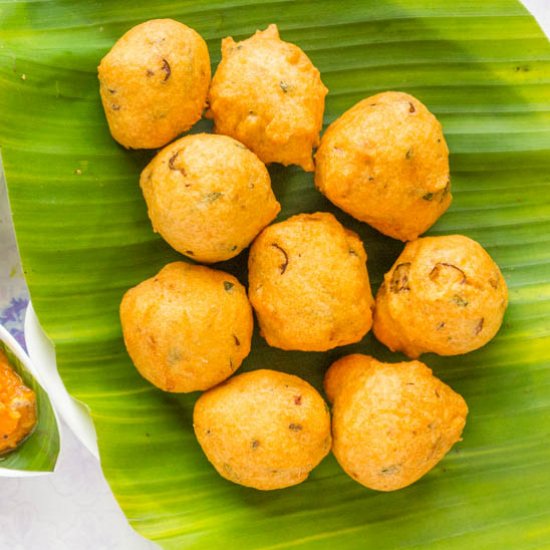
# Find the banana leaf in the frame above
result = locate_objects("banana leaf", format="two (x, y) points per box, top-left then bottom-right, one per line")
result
(2, 0), (550, 547)
(0, 326), (60, 474)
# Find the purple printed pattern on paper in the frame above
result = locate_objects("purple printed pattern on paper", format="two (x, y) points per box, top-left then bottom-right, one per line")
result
(0, 296), (28, 349)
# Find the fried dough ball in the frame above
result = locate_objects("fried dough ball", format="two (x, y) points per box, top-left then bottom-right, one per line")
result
(140, 133), (280, 263)
(98, 19), (210, 149)
(248, 212), (374, 351)
(194, 369), (331, 490)
(373, 235), (508, 358)
(315, 92), (451, 241)
(208, 24), (328, 171)
(120, 262), (253, 393)
(325, 354), (468, 491)
(0, 350), (37, 454)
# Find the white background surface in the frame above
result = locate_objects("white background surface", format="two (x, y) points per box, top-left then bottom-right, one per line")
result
(0, 2), (548, 549)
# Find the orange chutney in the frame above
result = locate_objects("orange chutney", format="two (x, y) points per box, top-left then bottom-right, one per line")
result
(0, 349), (37, 454)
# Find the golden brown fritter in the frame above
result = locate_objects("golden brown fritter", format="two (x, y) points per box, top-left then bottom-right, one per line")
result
(325, 354), (468, 491)
(315, 92), (450, 241)
(208, 24), (328, 171)
(0, 350), (37, 454)
(140, 133), (280, 263)
(120, 262), (253, 393)
(194, 369), (331, 490)
(248, 212), (374, 351)
(373, 235), (508, 357)
(98, 19), (210, 149)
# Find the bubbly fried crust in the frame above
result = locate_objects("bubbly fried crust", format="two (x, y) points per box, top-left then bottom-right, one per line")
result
(140, 133), (280, 263)
(98, 19), (210, 149)
(315, 92), (450, 240)
(325, 354), (468, 491)
(208, 24), (328, 171)
(120, 262), (253, 392)
(0, 350), (36, 454)
(194, 369), (331, 490)
(373, 235), (508, 358)
(248, 212), (374, 351)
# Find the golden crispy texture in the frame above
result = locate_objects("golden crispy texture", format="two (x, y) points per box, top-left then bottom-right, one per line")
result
(208, 24), (328, 171)
(373, 235), (508, 358)
(0, 350), (37, 454)
(120, 262), (253, 392)
(140, 133), (280, 263)
(194, 369), (331, 490)
(325, 354), (468, 491)
(315, 92), (451, 241)
(98, 19), (210, 149)
(248, 212), (374, 351)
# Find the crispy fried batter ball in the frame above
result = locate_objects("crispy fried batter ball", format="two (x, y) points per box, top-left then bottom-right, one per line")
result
(315, 92), (451, 241)
(98, 19), (210, 149)
(208, 24), (328, 171)
(325, 354), (468, 491)
(0, 350), (37, 454)
(373, 235), (508, 358)
(248, 212), (374, 351)
(140, 133), (280, 263)
(194, 369), (331, 490)
(120, 262), (253, 393)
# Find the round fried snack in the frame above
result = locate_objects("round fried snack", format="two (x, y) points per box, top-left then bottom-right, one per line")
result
(315, 92), (451, 241)
(325, 354), (468, 491)
(373, 235), (508, 358)
(120, 262), (253, 393)
(0, 350), (36, 454)
(208, 24), (328, 171)
(98, 19), (210, 149)
(194, 369), (331, 490)
(140, 133), (280, 263)
(248, 212), (374, 351)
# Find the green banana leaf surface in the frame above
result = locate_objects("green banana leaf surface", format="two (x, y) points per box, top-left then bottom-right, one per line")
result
(2, 0), (550, 547)
(0, 335), (60, 472)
